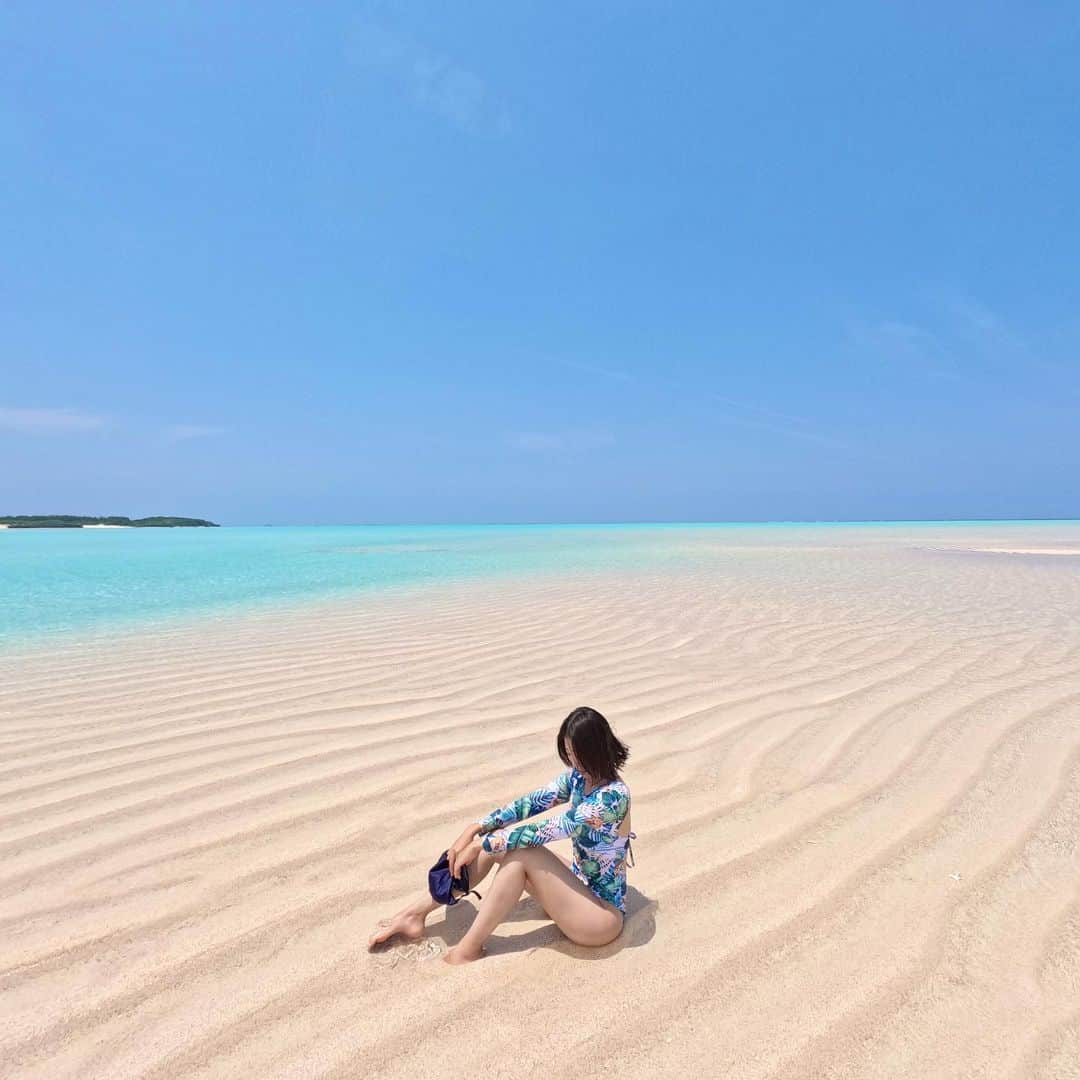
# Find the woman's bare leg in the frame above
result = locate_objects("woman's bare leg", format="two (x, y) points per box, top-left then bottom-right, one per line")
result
(444, 847), (623, 964)
(444, 859), (527, 964)
(368, 848), (501, 948)
(511, 848), (624, 946)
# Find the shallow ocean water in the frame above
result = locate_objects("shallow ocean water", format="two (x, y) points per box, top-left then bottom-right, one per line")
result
(1, 520), (1077, 649)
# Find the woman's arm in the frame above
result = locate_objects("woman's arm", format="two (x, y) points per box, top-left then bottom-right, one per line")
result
(474, 770), (572, 835)
(480, 784), (628, 854)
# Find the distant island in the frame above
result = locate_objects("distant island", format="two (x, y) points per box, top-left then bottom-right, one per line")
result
(0, 516), (219, 529)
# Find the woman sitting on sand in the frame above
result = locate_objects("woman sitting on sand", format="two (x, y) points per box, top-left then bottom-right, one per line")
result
(368, 706), (636, 965)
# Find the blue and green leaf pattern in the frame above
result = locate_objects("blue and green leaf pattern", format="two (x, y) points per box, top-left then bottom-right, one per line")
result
(475, 769), (634, 914)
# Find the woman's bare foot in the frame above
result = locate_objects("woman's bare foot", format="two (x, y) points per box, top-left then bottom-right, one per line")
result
(368, 912), (426, 949)
(443, 943), (485, 965)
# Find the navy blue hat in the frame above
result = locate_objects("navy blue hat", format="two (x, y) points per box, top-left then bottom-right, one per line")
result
(428, 849), (483, 906)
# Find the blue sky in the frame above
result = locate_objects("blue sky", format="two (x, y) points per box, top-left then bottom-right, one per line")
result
(2, 2), (1078, 524)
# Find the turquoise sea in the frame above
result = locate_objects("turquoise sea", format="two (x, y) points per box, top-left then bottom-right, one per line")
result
(1, 521), (1077, 650)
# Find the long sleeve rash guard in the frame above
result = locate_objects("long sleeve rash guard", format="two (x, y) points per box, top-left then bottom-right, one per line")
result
(474, 768), (636, 914)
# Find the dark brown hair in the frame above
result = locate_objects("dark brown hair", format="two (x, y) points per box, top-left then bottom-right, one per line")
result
(557, 706), (629, 782)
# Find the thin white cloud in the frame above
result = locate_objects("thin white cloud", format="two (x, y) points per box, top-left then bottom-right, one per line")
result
(164, 424), (228, 443)
(0, 407), (106, 434)
(848, 319), (946, 361)
(845, 293), (1070, 387)
(942, 293), (1068, 378)
(552, 359), (851, 450)
(846, 319), (963, 382)
(702, 406), (852, 449)
(347, 17), (510, 136)
(509, 430), (616, 453)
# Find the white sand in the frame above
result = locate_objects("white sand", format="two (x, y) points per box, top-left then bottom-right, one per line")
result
(1, 533), (1079, 1078)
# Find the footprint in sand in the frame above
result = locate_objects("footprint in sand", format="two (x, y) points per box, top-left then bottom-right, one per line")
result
(370, 930), (446, 968)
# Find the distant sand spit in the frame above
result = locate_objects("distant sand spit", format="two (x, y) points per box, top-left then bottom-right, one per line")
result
(959, 547), (1080, 556)
(1, 536), (1079, 1079)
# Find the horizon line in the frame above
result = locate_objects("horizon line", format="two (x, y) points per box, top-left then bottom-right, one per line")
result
(220, 516), (1080, 527)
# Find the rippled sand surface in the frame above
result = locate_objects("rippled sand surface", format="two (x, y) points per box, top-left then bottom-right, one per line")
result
(2, 527), (1080, 1078)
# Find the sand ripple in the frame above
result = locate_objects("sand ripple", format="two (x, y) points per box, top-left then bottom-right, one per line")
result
(1, 536), (1079, 1078)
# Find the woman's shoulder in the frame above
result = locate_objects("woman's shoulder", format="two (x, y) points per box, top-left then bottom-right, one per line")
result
(583, 774), (629, 798)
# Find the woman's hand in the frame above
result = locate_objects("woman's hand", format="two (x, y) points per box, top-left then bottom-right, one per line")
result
(447, 830), (483, 879)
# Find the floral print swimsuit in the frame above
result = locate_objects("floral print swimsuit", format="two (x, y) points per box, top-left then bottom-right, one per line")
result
(474, 768), (636, 915)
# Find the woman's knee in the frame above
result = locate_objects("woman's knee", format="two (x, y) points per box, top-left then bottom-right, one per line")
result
(496, 859), (527, 883)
